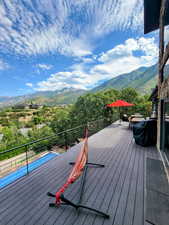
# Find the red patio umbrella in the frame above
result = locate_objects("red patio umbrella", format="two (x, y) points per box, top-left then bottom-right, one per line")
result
(107, 100), (134, 124)
(107, 100), (134, 107)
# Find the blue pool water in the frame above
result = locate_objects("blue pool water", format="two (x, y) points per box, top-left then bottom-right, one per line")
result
(0, 152), (59, 189)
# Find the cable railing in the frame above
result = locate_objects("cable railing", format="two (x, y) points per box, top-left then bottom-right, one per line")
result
(0, 117), (115, 177)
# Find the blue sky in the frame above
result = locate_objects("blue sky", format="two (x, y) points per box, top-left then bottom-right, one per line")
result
(0, 0), (168, 96)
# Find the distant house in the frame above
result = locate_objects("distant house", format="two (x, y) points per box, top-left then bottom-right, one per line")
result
(29, 104), (43, 109)
(12, 104), (29, 110)
(58, 104), (67, 108)
(12, 103), (43, 110)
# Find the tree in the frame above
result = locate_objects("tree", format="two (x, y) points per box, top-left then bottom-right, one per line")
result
(27, 126), (55, 153)
(120, 88), (138, 103)
(69, 89), (120, 127)
(0, 126), (28, 160)
(134, 95), (152, 117)
(50, 108), (71, 133)
(33, 116), (43, 125)
(119, 88), (139, 115)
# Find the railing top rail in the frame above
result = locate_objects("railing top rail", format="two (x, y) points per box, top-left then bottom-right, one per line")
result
(0, 118), (105, 155)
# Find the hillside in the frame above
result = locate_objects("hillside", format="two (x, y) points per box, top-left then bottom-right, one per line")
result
(23, 88), (86, 106)
(0, 88), (86, 108)
(1, 64), (169, 108)
(92, 65), (159, 94)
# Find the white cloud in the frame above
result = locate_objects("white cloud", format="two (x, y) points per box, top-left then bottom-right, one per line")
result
(0, 59), (10, 70)
(99, 37), (158, 63)
(81, 57), (94, 63)
(35, 36), (158, 91)
(96, 37), (158, 76)
(88, 0), (143, 37)
(0, 0), (143, 57)
(26, 82), (33, 87)
(35, 71), (89, 91)
(36, 64), (53, 70)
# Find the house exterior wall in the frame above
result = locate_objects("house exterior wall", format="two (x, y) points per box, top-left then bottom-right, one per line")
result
(157, 75), (169, 150)
(160, 75), (169, 99)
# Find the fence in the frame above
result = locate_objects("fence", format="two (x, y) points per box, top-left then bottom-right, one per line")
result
(0, 117), (115, 177)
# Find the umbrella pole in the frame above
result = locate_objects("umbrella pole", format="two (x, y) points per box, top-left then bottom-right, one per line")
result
(119, 107), (121, 125)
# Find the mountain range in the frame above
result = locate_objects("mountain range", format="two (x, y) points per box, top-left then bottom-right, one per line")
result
(0, 88), (86, 108)
(0, 63), (169, 108)
(92, 64), (159, 93)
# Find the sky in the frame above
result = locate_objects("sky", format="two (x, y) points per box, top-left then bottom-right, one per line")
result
(0, 0), (168, 96)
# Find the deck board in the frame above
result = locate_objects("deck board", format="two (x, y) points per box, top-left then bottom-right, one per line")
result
(0, 123), (158, 225)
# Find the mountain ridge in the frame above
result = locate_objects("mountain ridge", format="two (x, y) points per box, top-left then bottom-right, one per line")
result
(0, 88), (86, 108)
(1, 63), (169, 107)
(91, 64), (158, 93)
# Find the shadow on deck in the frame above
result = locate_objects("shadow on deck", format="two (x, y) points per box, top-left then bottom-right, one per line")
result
(0, 122), (162, 225)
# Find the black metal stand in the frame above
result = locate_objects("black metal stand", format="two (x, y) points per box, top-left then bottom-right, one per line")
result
(69, 162), (105, 167)
(47, 162), (109, 219)
(47, 193), (109, 218)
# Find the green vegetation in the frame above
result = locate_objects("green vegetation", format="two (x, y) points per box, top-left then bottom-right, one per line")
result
(0, 88), (152, 160)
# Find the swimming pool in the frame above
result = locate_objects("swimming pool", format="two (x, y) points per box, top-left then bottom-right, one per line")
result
(0, 152), (59, 189)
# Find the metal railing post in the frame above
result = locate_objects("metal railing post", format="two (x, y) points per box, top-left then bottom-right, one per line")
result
(86, 122), (89, 137)
(25, 146), (29, 175)
(64, 131), (68, 151)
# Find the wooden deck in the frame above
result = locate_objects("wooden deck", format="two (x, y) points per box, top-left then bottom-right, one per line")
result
(0, 123), (158, 225)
